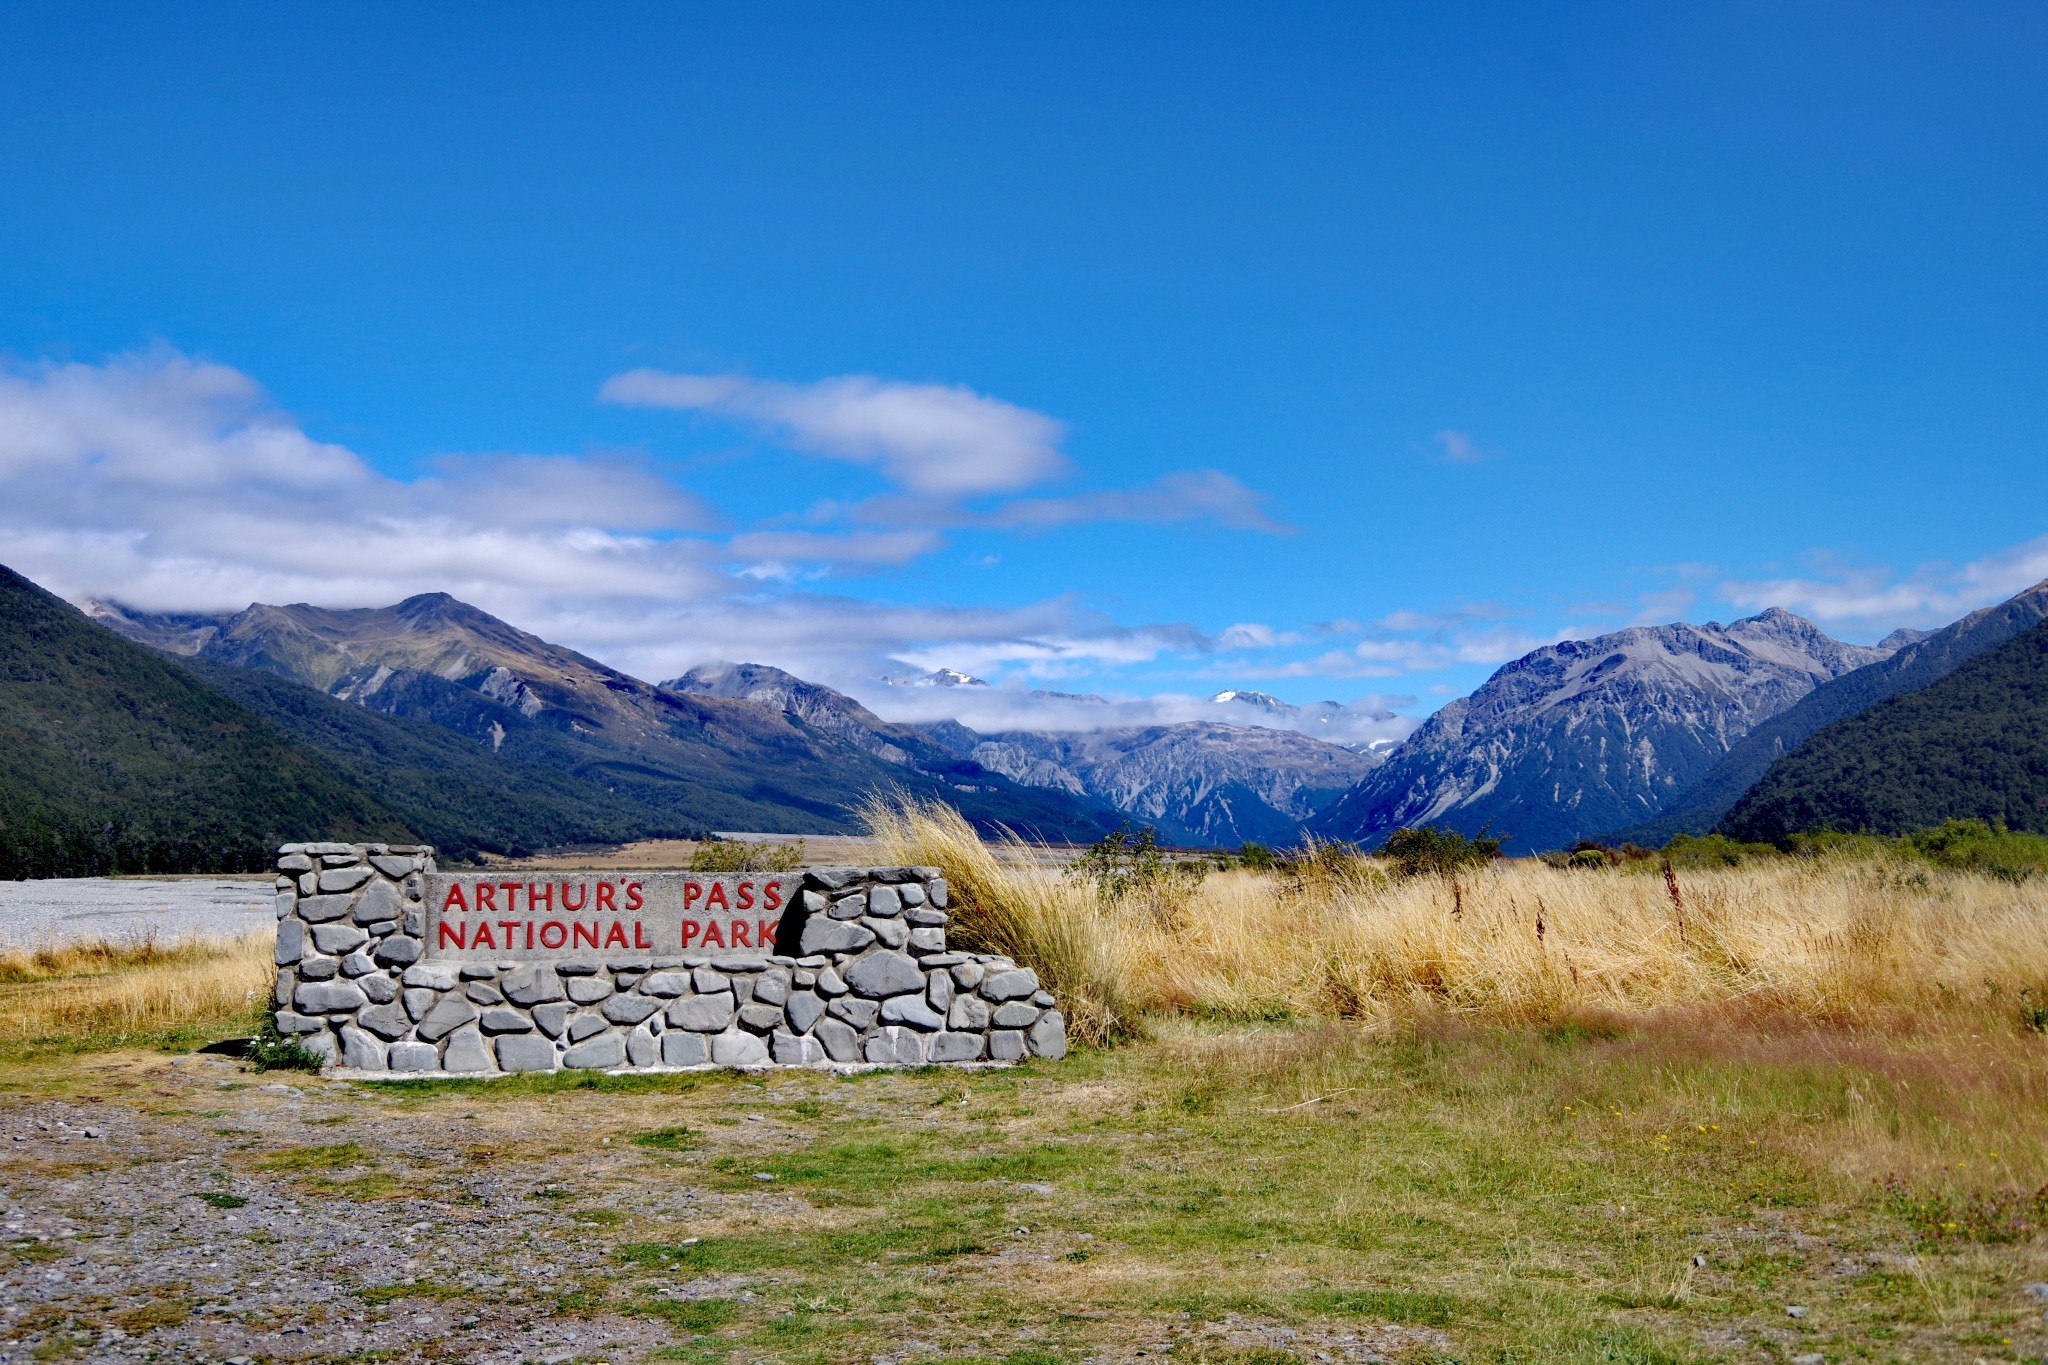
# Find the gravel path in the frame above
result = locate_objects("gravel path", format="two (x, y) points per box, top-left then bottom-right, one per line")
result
(0, 878), (275, 952)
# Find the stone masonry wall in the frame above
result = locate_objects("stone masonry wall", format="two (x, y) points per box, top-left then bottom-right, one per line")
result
(269, 843), (1067, 1075)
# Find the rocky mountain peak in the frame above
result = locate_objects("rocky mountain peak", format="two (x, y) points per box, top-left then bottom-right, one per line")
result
(1310, 608), (1909, 853)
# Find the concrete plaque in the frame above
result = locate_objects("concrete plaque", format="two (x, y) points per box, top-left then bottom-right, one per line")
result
(423, 872), (798, 961)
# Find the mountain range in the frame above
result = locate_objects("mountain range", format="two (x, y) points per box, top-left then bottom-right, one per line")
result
(92, 594), (1122, 844)
(917, 719), (1382, 845)
(20, 552), (2048, 872)
(1308, 609), (1908, 853)
(1620, 581), (2048, 843)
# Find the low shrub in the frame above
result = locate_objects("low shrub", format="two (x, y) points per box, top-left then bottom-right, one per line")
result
(1381, 826), (1501, 877)
(688, 837), (805, 873)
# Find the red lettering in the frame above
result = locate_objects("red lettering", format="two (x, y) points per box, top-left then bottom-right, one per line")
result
(596, 883), (617, 912)
(529, 882), (553, 912)
(498, 882), (521, 913)
(562, 881), (587, 912)
(681, 919), (701, 947)
(757, 919), (778, 950)
(475, 883), (496, 912)
(499, 920), (522, 949)
(702, 920), (725, 949)
(763, 881), (783, 912)
(737, 881), (756, 910)
(633, 921), (652, 949)
(625, 881), (644, 911)
(684, 881), (702, 908)
(525, 922), (535, 949)
(706, 882), (729, 910)
(539, 921), (568, 949)
(471, 921), (496, 949)
(731, 920), (751, 947)
(573, 922), (599, 948)
(441, 884), (468, 913)
(605, 922), (629, 948)
(437, 921), (467, 949)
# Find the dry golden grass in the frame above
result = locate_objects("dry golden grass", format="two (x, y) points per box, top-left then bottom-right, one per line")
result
(861, 795), (2048, 1036)
(859, 794), (1139, 1045)
(0, 933), (271, 1042)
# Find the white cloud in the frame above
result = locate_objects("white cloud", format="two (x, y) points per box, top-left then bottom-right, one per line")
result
(1720, 535), (2048, 627)
(0, 352), (1253, 693)
(1217, 622), (1278, 648)
(0, 353), (732, 621)
(981, 470), (1294, 535)
(1628, 586), (1699, 625)
(1434, 428), (1498, 464)
(1375, 603), (1511, 631)
(604, 369), (1293, 540)
(601, 369), (1069, 497)
(413, 453), (718, 533)
(857, 679), (1420, 749)
(727, 528), (945, 570)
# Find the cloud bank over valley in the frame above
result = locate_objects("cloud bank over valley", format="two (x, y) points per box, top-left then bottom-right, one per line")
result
(0, 350), (2027, 742)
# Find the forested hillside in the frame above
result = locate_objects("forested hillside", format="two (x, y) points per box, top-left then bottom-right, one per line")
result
(1624, 580), (2048, 843)
(1719, 618), (2048, 841)
(0, 566), (406, 877)
(173, 656), (700, 861)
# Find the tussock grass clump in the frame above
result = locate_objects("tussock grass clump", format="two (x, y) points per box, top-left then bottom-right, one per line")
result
(857, 795), (1140, 1046)
(0, 932), (271, 1043)
(858, 794), (2048, 1035)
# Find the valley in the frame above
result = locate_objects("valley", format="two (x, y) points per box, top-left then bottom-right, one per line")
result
(7, 561), (2045, 867)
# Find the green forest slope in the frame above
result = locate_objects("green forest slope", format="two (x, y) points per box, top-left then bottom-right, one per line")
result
(1719, 618), (2048, 841)
(171, 656), (700, 862)
(0, 565), (708, 876)
(0, 566), (408, 876)
(1619, 579), (2048, 843)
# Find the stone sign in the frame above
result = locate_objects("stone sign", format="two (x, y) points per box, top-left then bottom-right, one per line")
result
(270, 843), (1067, 1076)
(423, 873), (800, 960)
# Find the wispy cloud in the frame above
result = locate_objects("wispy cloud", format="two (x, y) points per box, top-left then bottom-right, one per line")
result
(1720, 535), (2048, 626)
(602, 369), (1293, 559)
(727, 528), (945, 571)
(859, 679), (1421, 748)
(981, 470), (1294, 535)
(0, 351), (1277, 695)
(601, 369), (1068, 497)
(1434, 428), (1499, 464)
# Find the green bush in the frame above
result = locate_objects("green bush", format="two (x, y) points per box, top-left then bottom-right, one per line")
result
(688, 837), (805, 873)
(1658, 832), (1781, 869)
(1899, 819), (2048, 882)
(1069, 825), (1206, 903)
(246, 1014), (324, 1073)
(1381, 826), (1501, 878)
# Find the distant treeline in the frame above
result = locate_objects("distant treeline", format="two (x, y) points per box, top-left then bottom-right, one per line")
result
(0, 819), (286, 881)
(1547, 820), (2048, 883)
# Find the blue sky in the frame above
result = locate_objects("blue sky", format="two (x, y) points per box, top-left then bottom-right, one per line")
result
(2, 3), (2045, 732)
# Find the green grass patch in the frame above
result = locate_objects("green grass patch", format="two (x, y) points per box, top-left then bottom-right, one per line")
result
(630, 1125), (698, 1150)
(193, 1192), (247, 1209)
(359, 1279), (464, 1304)
(112, 1299), (191, 1333)
(1882, 1175), (2048, 1244)
(633, 1297), (739, 1331)
(251, 1142), (371, 1172)
(371, 1068), (739, 1100)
